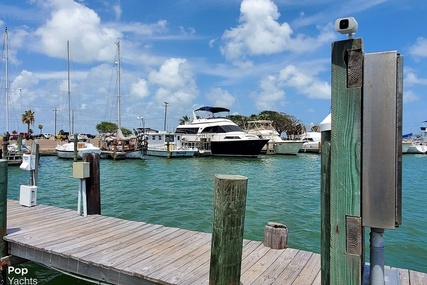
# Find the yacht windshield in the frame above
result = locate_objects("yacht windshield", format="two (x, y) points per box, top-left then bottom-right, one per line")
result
(201, 125), (242, 133)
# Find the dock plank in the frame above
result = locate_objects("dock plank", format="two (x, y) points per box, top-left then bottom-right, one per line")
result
(4, 201), (427, 285)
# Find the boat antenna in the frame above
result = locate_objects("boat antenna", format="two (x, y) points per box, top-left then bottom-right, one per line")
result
(164, 102), (169, 131)
(67, 40), (71, 134)
(4, 27), (9, 133)
(115, 40), (121, 129)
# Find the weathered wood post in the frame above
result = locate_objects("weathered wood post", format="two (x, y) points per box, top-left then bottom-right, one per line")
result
(0, 160), (8, 258)
(209, 174), (248, 285)
(321, 38), (364, 285)
(1, 138), (7, 159)
(263, 221), (288, 249)
(83, 153), (101, 215)
(0, 159), (8, 284)
(320, 114), (331, 285)
(73, 134), (78, 162)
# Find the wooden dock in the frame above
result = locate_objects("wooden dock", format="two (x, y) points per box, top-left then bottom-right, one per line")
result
(4, 200), (426, 285)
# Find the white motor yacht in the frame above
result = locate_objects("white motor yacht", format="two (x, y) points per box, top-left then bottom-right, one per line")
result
(175, 106), (268, 158)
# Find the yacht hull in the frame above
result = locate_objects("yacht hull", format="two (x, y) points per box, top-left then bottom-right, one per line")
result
(211, 139), (268, 157)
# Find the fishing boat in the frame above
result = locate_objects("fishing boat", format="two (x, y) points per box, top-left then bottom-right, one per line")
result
(100, 129), (146, 159)
(55, 41), (100, 159)
(56, 141), (101, 159)
(245, 120), (304, 155)
(146, 131), (197, 158)
(1, 28), (28, 165)
(99, 41), (145, 159)
(299, 131), (321, 153)
(175, 106), (268, 158)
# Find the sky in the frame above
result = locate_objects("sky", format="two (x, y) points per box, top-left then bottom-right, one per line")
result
(0, 0), (426, 135)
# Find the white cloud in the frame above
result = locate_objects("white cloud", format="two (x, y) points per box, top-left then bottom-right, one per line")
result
(254, 75), (286, 110)
(405, 71), (427, 86)
(253, 64), (330, 110)
(408, 37), (427, 58)
(279, 65), (330, 99)
(206, 87), (235, 108)
(220, 0), (335, 63)
(33, 0), (121, 63)
(131, 78), (149, 98)
(403, 90), (419, 103)
(148, 58), (198, 107)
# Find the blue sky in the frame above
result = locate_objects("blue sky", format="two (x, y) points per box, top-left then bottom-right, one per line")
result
(0, 0), (426, 135)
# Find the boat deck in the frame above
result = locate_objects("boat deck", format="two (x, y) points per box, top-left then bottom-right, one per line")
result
(4, 200), (427, 285)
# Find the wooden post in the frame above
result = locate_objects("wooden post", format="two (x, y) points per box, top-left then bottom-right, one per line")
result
(0, 160), (6, 285)
(73, 133), (78, 162)
(263, 222), (287, 249)
(83, 153), (101, 215)
(1, 140), (7, 159)
(321, 128), (331, 285)
(322, 38), (364, 285)
(209, 174), (248, 285)
(30, 142), (39, 186)
(0, 160), (7, 257)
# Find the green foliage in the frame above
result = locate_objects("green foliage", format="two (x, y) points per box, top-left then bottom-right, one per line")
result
(21, 110), (35, 134)
(179, 115), (191, 125)
(96, 121), (118, 133)
(121, 127), (132, 136)
(227, 110), (305, 137)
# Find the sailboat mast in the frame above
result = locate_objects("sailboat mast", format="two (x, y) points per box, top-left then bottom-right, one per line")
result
(116, 41), (121, 129)
(4, 28), (9, 133)
(67, 41), (71, 134)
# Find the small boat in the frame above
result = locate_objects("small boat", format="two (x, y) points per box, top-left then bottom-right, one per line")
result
(299, 131), (321, 153)
(146, 131), (197, 158)
(403, 122), (427, 154)
(56, 142), (101, 159)
(245, 120), (304, 155)
(405, 141), (427, 154)
(402, 141), (411, 154)
(175, 106), (268, 158)
(100, 129), (145, 159)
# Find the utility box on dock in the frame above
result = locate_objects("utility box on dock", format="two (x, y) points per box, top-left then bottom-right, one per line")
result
(73, 162), (90, 179)
(19, 185), (37, 207)
(362, 51), (403, 229)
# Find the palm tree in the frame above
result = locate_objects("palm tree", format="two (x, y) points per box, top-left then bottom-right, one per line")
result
(21, 110), (35, 135)
(179, 115), (191, 125)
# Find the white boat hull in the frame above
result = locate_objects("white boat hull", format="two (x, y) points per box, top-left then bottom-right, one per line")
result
(146, 148), (196, 157)
(405, 144), (427, 154)
(299, 141), (321, 153)
(56, 142), (101, 159)
(275, 141), (305, 155)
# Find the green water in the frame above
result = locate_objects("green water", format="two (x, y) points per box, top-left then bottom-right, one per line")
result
(5, 153), (427, 283)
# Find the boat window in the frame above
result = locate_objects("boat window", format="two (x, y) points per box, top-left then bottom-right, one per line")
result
(152, 136), (156, 140)
(224, 136), (241, 139)
(165, 134), (175, 142)
(201, 125), (242, 134)
(175, 127), (199, 134)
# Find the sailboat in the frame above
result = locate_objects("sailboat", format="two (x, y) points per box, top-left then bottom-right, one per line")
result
(99, 41), (146, 159)
(1, 27), (28, 165)
(55, 41), (100, 159)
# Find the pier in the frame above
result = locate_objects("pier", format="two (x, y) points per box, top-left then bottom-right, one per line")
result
(3, 200), (426, 285)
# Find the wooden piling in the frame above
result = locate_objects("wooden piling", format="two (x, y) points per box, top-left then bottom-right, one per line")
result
(263, 221), (288, 249)
(322, 38), (364, 285)
(0, 160), (7, 257)
(209, 174), (248, 285)
(0, 160), (6, 285)
(83, 153), (101, 215)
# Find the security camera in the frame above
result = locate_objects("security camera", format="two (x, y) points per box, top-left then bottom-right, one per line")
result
(335, 17), (358, 38)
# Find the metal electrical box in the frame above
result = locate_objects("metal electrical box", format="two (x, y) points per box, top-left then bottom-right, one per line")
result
(362, 51), (403, 229)
(73, 162), (90, 179)
(20, 185), (37, 207)
(20, 154), (36, 171)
